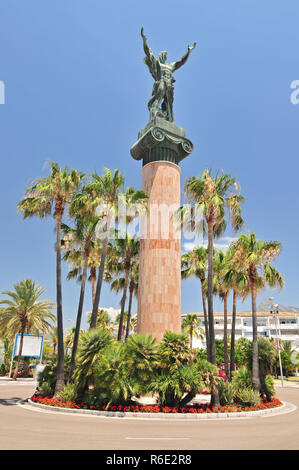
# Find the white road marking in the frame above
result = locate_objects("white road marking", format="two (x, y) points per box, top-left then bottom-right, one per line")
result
(126, 437), (190, 440)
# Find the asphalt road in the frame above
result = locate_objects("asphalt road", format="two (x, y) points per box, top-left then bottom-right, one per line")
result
(0, 380), (298, 450)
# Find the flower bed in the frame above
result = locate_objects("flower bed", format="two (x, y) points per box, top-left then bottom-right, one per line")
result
(30, 395), (282, 414)
(8, 370), (34, 378)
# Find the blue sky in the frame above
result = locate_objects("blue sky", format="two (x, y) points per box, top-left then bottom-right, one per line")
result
(0, 0), (298, 329)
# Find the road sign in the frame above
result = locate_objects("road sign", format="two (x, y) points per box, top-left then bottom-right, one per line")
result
(9, 334), (45, 378)
(13, 334), (44, 358)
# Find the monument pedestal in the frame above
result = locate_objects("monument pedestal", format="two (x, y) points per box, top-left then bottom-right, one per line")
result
(130, 118), (193, 341)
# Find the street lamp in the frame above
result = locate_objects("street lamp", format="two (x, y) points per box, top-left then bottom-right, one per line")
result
(269, 298), (284, 387)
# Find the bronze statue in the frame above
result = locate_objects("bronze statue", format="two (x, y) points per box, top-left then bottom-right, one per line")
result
(141, 27), (196, 123)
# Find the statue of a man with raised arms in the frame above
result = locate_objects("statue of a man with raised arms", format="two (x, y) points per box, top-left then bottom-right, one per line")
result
(141, 27), (196, 123)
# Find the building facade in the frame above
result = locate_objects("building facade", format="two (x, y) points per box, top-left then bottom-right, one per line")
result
(182, 312), (299, 349)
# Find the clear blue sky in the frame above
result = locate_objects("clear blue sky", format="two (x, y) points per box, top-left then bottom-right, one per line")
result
(0, 0), (298, 329)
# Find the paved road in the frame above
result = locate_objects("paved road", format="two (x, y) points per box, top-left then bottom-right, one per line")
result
(0, 380), (298, 450)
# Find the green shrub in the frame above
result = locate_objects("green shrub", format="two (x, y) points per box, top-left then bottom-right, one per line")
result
(124, 334), (158, 382)
(73, 328), (112, 393)
(57, 383), (78, 402)
(197, 358), (221, 394)
(37, 363), (57, 395)
(232, 367), (252, 390)
(82, 389), (100, 407)
(39, 381), (53, 397)
(159, 331), (192, 368)
(0, 364), (6, 376)
(146, 359), (220, 407)
(218, 380), (235, 406)
(147, 363), (204, 407)
(233, 388), (260, 407)
(93, 342), (140, 406)
(265, 375), (275, 396)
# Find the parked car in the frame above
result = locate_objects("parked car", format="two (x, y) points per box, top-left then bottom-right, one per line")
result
(218, 363), (237, 381)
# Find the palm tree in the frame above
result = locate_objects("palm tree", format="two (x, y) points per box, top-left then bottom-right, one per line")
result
(74, 169), (147, 329)
(88, 246), (101, 305)
(182, 314), (204, 350)
(18, 162), (83, 395)
(213, 250), (231, 378)
(107, 234), (140, 341)
(183, 170), (244, 406)
(97, 310), (114, 333)
(64, 327), (76, 353)
(222, 245), (249, 380)
(0, 279), (55, 380)
(49, 326), (58, 355)
(108, 263), (139, 341)
(233, 232), (284, 391)
(71, 168), (124, 329)
(181, 246), (210, 357)
(125, 260), (139, 340)
(87, 309), (112, 330)
(115, 311), (129, 340)
(61, 215), (100, 381)
(129, 315), (138, 334)
(63, 241), (101, 306)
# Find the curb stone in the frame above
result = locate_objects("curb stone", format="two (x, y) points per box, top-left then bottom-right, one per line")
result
(26, 399), (289, 421)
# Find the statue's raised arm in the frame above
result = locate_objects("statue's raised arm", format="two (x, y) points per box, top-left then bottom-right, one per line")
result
(172, 42), (196, 72)
(141, 27), (160, 81)
(141, 27), (152, 59)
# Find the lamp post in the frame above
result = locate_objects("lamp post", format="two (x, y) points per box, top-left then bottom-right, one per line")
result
(269, 298), (284, 387)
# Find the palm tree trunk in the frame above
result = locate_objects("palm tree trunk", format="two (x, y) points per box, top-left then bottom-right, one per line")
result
(180, 390), (196, 407)
(68, 252), (89, 382)
(54, 211), (65, 396)
(223, 292), (229, 379)
(23, 358), (30, 377)
(207, 221), (216, 364)
(207, 219), (219, 407)
(190, 329), (193, 351)
(12, 328), (25, 380)
(125, 281), (134, 340)
(90, 216), (111, 329)
(250, 276), (260, 392)
(201, 279), (210, 360)
(229, 289), (237, 380)
(118, 260), (130, 341)
(90, 265), (96, 305)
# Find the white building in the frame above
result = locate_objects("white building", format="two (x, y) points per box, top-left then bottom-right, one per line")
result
(182, 312), (299, 349)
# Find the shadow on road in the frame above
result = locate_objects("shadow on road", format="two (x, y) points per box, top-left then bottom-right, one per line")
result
(0, 397), (23, 406)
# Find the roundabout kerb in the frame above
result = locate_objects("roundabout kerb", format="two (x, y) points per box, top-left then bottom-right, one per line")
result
(26, 398), (292, 421)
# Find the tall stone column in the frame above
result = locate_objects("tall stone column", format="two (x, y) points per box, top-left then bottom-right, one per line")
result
(130, 117), (193, 341)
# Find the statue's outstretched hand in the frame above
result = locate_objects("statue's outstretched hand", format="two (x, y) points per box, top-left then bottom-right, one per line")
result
(188, 42), (196, 51)
(141, 27), (146, 39)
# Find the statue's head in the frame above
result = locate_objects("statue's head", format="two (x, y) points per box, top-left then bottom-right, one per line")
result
(158, 51), (168, 64)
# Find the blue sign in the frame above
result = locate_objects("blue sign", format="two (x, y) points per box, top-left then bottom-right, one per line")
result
(13, 334), (44, 358)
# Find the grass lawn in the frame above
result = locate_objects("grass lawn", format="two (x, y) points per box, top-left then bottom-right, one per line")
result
(274, 377), (299, 382)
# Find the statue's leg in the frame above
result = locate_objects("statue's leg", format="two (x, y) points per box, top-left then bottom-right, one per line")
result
(148, 81), (166, 116)
(165, 85), (174, 122)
